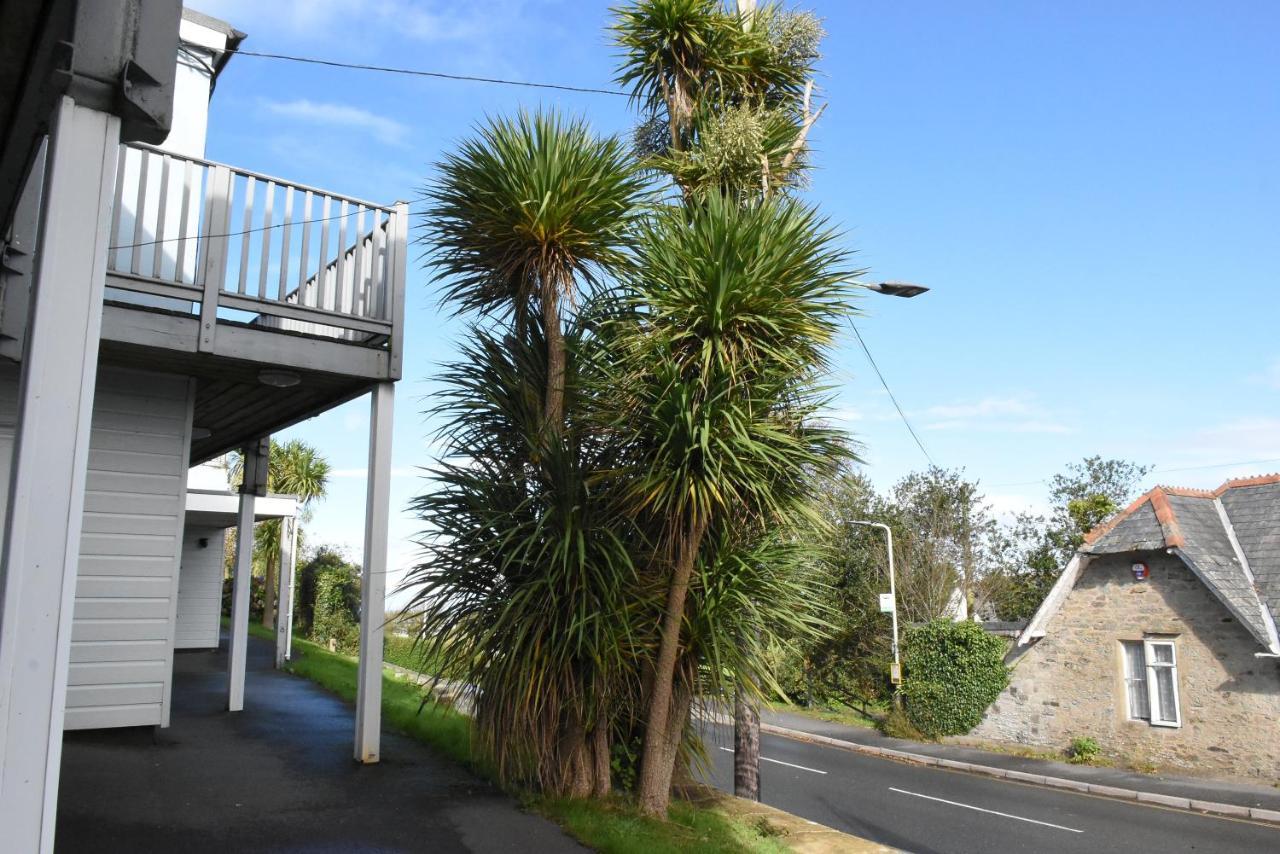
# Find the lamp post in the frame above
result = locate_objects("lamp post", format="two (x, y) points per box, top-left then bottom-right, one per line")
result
(862, 280), (930, 299)
(845, 520), (901, 696)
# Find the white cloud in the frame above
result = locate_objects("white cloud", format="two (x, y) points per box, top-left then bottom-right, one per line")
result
(918, 395), (1070, 435)
(262, 99), (409, 146)
(925, 397), (1032, 419)
(201, 0), (523, 44)
(984, 491), (1047, 519)
(1256, 359), (1280, 390)
(1143, 416), (1280, 488)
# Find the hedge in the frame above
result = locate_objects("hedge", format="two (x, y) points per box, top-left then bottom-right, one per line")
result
(383, 632), (439, 674)
(901, 619), (1008, 738)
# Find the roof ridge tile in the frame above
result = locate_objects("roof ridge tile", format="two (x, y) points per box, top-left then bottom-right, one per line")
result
(1084, 472), (1280, 546)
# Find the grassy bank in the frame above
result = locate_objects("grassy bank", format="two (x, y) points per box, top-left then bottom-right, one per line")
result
(767, 700), (881, 731)
(276, 632), (787, 853)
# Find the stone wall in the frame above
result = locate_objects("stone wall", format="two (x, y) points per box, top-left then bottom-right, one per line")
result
(971, 550), (1280, 780)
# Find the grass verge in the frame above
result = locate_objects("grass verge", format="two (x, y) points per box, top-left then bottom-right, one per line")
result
(767, 700), (881, 731)
(277, 633), (789, 853)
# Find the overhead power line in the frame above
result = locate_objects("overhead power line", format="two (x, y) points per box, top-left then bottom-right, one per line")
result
(107, 206), (369, 252)
(235, 50), (629, 97)
(848, 320), (935, 467)
(987, 456), (1280, 490)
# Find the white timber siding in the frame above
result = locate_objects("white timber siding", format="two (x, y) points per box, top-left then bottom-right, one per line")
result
(65, 368), (194, 730)
(174, 527), (225, 650)
(0, 363), (17, 542)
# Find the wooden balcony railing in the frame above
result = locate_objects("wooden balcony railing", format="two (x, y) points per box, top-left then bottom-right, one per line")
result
(105, 143), (407, 378)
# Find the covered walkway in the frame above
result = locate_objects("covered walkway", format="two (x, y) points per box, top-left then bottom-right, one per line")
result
(56, 634), (582, 852)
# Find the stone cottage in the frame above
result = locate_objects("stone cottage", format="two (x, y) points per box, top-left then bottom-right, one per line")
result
(972, 475), (1280, 779)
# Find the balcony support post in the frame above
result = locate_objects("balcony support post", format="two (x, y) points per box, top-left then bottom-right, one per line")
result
(0, 96), (120, 854)
(274, 511), (298, 669)
(198, 164), (232, 353)
(355, 382), (394, 762)
(227, 438), (267, 711)
(387, 202), (408, 381)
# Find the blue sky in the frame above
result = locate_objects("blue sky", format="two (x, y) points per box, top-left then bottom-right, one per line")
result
(197, 1), (1279, 601)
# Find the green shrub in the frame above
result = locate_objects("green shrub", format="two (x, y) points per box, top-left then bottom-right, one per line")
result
(901, 619), (1008, 738)
(312, 564), (360, 653)
(1068, 736), (1101, 764)
(295, 548), (358, 635)
(878, 704), (926, 741)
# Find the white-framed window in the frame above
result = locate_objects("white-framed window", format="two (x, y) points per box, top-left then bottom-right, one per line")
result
(1121, 638), (1181, 727)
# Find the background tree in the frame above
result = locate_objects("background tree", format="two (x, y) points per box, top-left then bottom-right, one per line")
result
(294, 546), (358, 637)
(796, 466), (895, 708)
(987, 456), (1150, 620)
(889, 467), (997, 623)
(230, 439), (330, 629)
(1045, 456), (1152, 562)
(303, 547), (361, 651)
(260, 440), (329, 628)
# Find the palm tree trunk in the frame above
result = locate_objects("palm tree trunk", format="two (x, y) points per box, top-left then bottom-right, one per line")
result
(591, 712), (611, 799)
(556, 720), (593, 799)
(541, 273), (566, 429)
(733, 686), (760, 800)
(636, 514), (707, 817)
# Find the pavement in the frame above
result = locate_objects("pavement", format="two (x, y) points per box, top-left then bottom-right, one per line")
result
(698, 721), (1280, 854)
(759, 708), (1280, 815)
(56, 633), (584, 853)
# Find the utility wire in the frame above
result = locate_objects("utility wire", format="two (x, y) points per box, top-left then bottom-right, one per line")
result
(107, 206), (372, 252)
(235, 50), (630, 97)
(987, 456), (1280, 489)
(848, 320), (935, 467)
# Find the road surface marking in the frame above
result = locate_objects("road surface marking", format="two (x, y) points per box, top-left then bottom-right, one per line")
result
(888, 787), (1084, 833)
(717, 746), (828, 775)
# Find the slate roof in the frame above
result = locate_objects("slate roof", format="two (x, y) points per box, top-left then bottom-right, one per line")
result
(1081, 475), (1280, 653)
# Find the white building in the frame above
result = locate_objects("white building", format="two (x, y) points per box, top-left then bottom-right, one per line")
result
(0, 5), (406, 851)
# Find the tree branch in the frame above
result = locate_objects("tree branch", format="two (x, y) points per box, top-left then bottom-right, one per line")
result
(781, 80), (826, 173)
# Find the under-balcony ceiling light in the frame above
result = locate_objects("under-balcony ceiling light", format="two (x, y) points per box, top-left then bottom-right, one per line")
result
(258, 369), (301, 388)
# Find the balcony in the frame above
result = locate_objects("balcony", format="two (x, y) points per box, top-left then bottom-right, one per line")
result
(99, 143), (408, 461)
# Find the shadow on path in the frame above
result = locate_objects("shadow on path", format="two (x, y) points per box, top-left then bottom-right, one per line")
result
(57, 633), (583, 853)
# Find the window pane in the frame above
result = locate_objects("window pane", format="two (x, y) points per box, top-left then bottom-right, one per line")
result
(1122, 641), (1149, 720)
(1151, 643), (1174, 665)
(1154, 667), (1177, 722)
(1123, 642), (1144, 677)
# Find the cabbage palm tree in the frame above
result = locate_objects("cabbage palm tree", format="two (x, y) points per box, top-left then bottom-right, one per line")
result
(410, 110), (648, 797)
(231, 439), (330, 628)
(421, 109), (646, 430)
(261, 440), (329, 628)
(602, 191), (855, 815)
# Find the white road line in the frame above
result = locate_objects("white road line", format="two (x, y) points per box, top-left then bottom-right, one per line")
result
(889, 787), (1084, 833)
(717, 746), (828, 775)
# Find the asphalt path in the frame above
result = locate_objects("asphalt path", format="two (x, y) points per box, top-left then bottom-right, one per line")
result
(698, 724), (1279, 853)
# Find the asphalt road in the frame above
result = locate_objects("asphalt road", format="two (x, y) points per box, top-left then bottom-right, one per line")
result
(699, 724), (1279, 853)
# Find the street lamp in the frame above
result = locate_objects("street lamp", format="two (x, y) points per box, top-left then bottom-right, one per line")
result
(845, 520), (901, 698)
(862, 280), (929, 299)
